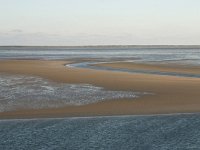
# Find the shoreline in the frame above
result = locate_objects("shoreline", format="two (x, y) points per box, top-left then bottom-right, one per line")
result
(94, 61), (200, 75)
(1, 112), (199, 121)
(0, 59), (200, 119)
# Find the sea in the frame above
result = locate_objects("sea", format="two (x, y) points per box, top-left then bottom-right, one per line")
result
(0, 46), (200, 66)
(0, 46), (200, 150)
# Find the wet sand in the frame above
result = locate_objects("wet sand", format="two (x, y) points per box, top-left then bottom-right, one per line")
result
(95, 62), (200, 75)
(0, 60), (200, 119)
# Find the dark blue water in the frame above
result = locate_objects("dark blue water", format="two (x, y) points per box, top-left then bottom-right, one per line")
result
(1, 113), (200, 150)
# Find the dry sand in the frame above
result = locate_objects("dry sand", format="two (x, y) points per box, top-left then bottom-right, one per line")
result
(0, 60), (200, 119)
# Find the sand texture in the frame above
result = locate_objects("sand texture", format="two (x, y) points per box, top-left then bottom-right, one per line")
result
(0, 60), (200, 119)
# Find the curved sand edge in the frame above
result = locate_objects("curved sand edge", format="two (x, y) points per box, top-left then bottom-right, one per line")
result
(0, 60), (200, 119)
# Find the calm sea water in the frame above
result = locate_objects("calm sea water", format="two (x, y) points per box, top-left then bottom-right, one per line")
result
(0, 46), (200, 65)
(1, 113), (200, 150)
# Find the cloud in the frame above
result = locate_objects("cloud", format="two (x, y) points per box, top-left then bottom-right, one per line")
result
(0, 31), (200, 46)
(10, 29), (23, 33)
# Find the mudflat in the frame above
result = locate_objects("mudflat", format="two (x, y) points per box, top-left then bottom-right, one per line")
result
(0, 60), (200, 119)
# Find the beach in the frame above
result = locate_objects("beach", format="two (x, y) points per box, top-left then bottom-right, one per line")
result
(0, 59), (200, 119)
(2, 1), (200, 148)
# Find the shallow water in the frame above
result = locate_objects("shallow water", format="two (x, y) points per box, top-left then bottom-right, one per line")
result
(1, 46), (200, 65)
(0, 74), (146, 112)
(2, 46), (200, 78)
(0, 113), (200, 150)
(68, 61), (200, 78)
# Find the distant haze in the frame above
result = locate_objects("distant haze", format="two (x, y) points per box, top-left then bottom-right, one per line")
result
(0, 0), (200, 46)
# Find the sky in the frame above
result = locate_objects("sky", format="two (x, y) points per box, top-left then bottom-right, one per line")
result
(0, 0), (200, 46)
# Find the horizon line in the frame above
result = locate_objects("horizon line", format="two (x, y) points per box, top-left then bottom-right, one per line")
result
(1, 44), (200, 47)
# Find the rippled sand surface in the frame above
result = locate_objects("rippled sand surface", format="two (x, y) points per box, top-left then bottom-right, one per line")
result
(0, 74), (146, 112)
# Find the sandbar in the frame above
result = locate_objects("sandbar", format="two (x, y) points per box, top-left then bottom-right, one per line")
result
(0, 60), (200, 119)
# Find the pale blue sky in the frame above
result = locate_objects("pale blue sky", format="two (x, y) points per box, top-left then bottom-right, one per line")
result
(0, 0), (200, 45)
